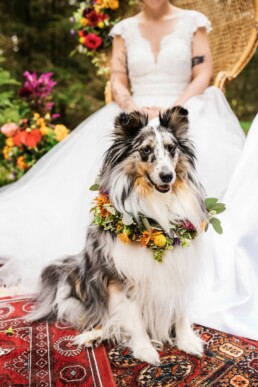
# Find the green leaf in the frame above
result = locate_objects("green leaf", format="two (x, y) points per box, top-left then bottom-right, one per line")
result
(205, 197), (218, 210)
(210, 203), (226, 214)
(210, 217), (223, 234)
(122, 213), (134, 226)
(89, 184), (99, 191)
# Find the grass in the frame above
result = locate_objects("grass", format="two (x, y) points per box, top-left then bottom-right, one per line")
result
(240, 121), (251, 135)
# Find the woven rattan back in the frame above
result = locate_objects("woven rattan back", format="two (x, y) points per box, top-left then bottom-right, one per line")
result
(105, 0), (258, 102)
(173, 0), (258, 89)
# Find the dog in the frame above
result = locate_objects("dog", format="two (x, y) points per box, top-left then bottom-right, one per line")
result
(29, 107), (208, 365)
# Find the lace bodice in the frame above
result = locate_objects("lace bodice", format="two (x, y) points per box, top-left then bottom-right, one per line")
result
(110, 10), (211, 107)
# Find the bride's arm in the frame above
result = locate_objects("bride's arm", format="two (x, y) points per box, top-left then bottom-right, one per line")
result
(173, 28), (213, 106)
(110, 36), (139, 112)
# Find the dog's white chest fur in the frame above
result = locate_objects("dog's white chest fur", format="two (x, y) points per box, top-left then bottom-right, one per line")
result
(112, 238), (200, 342)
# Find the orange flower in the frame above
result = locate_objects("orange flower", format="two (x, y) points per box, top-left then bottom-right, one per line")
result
(100, 207), (109, 218)
(16, 156), (29, 171)
(139, 230), (152, 246)
(5, 137), (14, 147)
(119, 231), (130, 244)
(36, 117), (46, 127)
(201, 220), (207, 232)
(95, 194), (110, 207)
(139, 228), (164, 247)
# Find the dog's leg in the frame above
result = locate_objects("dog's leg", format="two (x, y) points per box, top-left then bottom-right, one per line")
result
(73, 327), (103, 347)
(108, 283), (160, 365)
(175, 315), (203, 356)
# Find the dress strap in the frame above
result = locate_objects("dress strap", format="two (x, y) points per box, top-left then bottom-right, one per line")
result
(191, 11), (212, 34)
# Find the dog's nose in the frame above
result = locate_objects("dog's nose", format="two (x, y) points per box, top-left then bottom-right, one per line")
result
(159, 172), (173, 183)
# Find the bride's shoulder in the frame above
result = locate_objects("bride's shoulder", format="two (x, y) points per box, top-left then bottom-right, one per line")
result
(177, 8), (212, 33)
(109, 17), (137, 39)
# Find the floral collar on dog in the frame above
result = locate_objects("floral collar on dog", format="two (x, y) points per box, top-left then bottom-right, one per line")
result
(91, 192), (225, 262)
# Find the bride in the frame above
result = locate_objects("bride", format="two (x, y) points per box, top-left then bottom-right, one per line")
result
(0, 0), (255, 339)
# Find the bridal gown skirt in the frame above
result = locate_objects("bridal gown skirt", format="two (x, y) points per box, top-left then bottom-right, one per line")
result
(0, 86), (250, 337)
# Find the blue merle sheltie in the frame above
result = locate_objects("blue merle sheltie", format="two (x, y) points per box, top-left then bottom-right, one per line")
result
(30, 107), (207, 364)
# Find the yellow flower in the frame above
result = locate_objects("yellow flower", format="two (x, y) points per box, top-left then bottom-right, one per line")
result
(5, 137), (14, 147)
(153, 234), (167, 247)
(54, 124), (69, 141)
(106, 0), (119, 9)
(36, 117), (46, 128)
(98, 21), (105, 29)
(3, 146), (10, 160)
(40, 126), (51, 136)
(79, 36), (86, 44)
(16, 156), (29, 171)
(33, 113), (40, 120)
(119, 231), (130, 244)
(80, 17), (88, 27)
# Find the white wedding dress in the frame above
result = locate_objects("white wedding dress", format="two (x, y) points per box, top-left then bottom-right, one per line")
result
(1, 10), (255, 338)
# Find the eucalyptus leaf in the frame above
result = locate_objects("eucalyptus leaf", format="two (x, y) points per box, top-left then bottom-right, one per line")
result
(89, 183), (99, 191)
(142, 216), (151, 231)
(210, 204), (226, 214)
(106, 206), (116, 215)
(210, 217), (223, 234)
(122, 213), (134, 226)
(205, 197), (218, 210)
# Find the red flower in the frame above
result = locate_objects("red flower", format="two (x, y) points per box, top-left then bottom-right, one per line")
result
(84, 33), (102, 50)
(78, 30), (87, 37)
(13, 129), (42, 148)
(82, 7), (91, 17)
(13, 131), (28, 146)
(182, 220), (196, 231)
(25, 130), (42, 148)
(19, 86), (33, 98)
(86, 10), (99, 27)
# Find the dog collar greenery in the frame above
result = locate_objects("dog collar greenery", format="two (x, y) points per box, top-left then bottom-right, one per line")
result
(91, 191), (225, 262)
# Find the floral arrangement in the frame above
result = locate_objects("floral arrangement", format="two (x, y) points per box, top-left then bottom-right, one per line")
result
(0, 71), (69, 180)
(71, 0), (121, 77)
(91, 192), (225, 262)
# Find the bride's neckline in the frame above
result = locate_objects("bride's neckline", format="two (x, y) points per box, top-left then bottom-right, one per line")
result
(132, 12), (185, 65)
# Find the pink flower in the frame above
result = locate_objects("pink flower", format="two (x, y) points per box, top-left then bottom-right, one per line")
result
(1, 123), (19, 137)
(22, 71), (57, 100)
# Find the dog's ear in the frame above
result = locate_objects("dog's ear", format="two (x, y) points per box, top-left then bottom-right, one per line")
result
(159, 106), (189, 140)
(115, 111), (148, 138)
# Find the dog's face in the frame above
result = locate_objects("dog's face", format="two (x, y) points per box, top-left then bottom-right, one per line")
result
(105, 106), (194, 195)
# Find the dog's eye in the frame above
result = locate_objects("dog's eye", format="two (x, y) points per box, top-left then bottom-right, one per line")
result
(142, 146), (152, 155)
(167, 144), (176, 153)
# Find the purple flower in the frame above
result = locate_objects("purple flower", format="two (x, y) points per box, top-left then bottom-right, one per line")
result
(52, 113), (61, 120)
(19, 71), (57, 115)
(22, 71), (57, 99)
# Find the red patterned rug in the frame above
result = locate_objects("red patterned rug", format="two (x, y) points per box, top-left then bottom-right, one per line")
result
(0, 296), (115, 386)
(107, 326), (258, 386)
(1, 296), (258, 386)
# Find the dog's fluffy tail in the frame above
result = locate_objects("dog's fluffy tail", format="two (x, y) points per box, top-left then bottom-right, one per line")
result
(27, 263), (63, 322)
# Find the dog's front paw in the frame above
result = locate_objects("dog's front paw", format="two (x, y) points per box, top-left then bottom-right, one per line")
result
(132, 343), (161, 365)
(73, 329), (103, 348)
(177, 332), (203, 357)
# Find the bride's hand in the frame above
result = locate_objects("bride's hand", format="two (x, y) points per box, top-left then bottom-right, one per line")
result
(142, 106), (161, 120)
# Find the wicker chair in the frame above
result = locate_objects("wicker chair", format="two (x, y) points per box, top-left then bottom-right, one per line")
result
(105, 0), (258, 102)
(173, 0), (258, 90)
